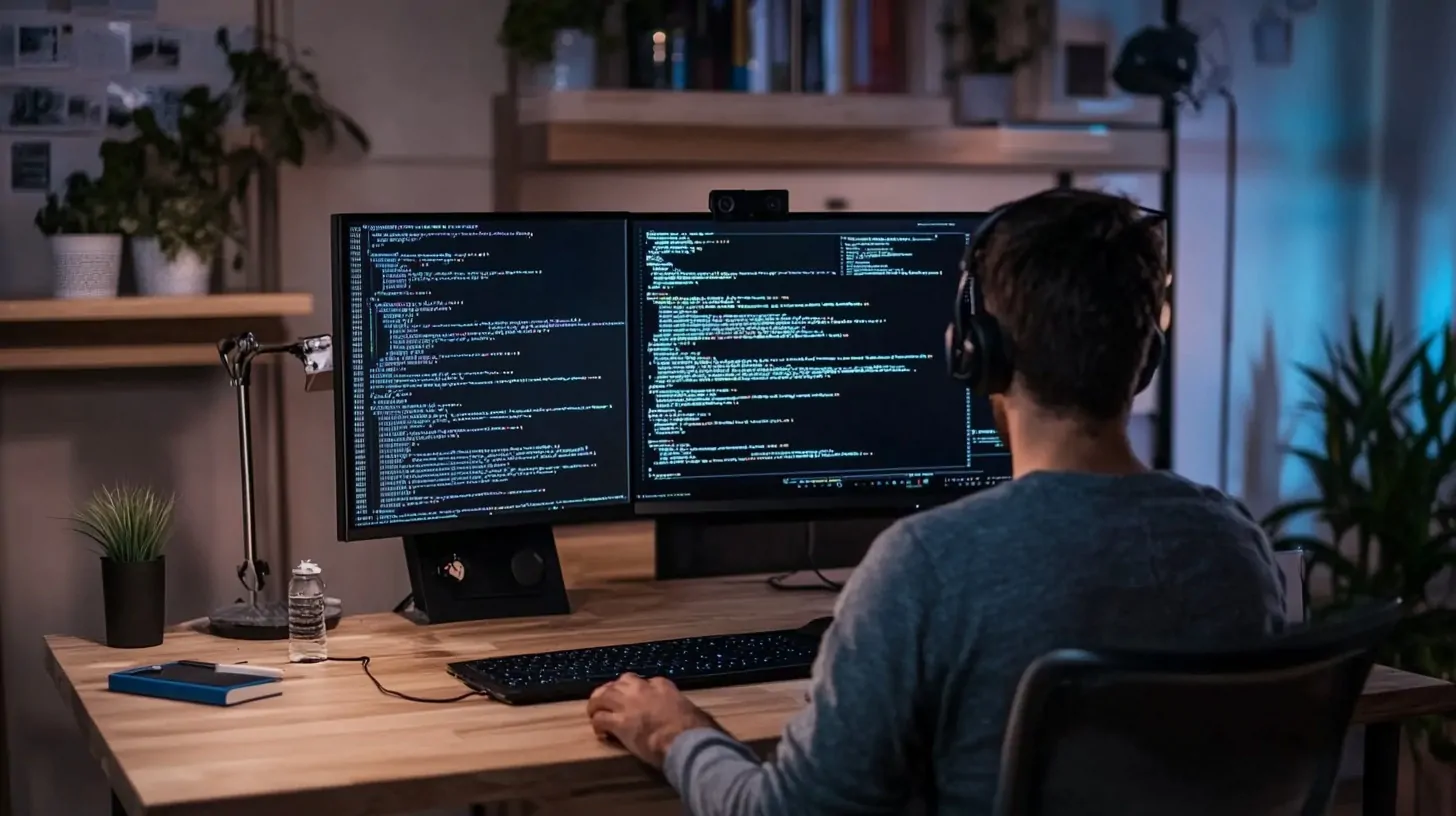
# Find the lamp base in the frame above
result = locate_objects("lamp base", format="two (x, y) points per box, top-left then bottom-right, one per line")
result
(207, 598), (344, 641)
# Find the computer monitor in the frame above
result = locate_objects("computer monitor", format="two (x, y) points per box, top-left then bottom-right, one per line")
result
(332, 213), (633, 620)
(632, 213), (1011, 516)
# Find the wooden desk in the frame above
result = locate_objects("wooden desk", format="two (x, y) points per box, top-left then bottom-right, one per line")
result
(45, 575), (1456, 816)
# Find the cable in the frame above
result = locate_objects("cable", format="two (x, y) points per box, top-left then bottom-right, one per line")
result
(327, 656), (486, 704)
(1214, 87), (1239, 494)
(767, 522), (844, 592)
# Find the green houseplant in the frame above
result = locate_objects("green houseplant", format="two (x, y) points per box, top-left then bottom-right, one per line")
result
(1263, 304), (1456, 760)
(939, 0), (1049, 123)
(33, 169), (132, 299)
(71, 485), (176, 648)
(499, 0), (613, 91)
(111, 28), (368, 296)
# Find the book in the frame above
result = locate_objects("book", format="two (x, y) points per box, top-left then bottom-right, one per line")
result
(108, 662), (282, 707)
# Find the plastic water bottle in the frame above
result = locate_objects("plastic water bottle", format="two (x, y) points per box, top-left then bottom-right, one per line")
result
(288, 560), (327, 663)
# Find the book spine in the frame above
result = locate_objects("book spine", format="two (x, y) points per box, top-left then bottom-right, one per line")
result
(714, 0), (735, 89)
(869, 0), (896, 92)
(732, 0), (750, 90)
(671, 25), (690, 90)
(800, 0), (824, 93)
(768, 0), (791, 91)
(109, 674), (226, 706)
(749, 0), (770, 91)
(821, 0), (841, 94)
(851, 0), (871, 92)
(788, 0), (803, 91)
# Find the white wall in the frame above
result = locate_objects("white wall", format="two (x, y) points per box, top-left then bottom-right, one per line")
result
(1170, 0), (1422, 518)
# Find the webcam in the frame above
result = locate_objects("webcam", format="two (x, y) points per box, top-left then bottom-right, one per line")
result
(709, 189), (789, 221)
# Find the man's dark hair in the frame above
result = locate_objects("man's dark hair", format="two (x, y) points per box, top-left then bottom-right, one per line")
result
(980, 189), (1168, 421)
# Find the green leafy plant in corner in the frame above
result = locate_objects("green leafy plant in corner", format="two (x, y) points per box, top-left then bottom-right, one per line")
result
(498, 0), (615, 64)
(71, 485), (176, 564)
(938, 0), (1051, 80)
(1262, 303), (1456, 761)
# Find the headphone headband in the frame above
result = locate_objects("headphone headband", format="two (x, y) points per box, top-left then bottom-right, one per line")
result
(944, 189), (1167, 399)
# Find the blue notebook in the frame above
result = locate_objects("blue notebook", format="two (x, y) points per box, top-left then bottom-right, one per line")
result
(108, 662), (282, 706)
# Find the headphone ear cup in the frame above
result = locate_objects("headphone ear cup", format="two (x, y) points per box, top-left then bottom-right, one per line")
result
(1135, 328), (1166, 395)
(969, 315), (1013, 397)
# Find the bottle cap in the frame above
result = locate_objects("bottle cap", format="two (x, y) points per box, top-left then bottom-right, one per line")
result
(292, 559), (321, 576)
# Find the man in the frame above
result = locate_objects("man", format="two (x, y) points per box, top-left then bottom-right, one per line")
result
(586, 190), (1285, 814)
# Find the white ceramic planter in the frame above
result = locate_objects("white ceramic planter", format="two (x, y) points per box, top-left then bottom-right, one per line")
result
(955, 73), (1015, 124)
(50, 234), (123, 299)
(132, 238), (210, 296)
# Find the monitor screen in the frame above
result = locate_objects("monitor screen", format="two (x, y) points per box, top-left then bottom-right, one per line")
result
(334, 213), (633, 540)
(632, 214), (1011, 514)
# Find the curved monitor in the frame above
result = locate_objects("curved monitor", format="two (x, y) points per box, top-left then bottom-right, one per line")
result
(332, 212), (634, 541)
(630, 212), (1011, 517)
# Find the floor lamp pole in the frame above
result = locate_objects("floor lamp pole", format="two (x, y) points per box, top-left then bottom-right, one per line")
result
(1215, 87), (1238, 494)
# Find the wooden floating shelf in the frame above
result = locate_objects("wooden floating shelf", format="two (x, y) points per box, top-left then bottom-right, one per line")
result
(0, 293), (314, 372)
(516, 89), (954, 130)
(520, 123), (1169, 171)
(0, 344), (221, 371)
(503, 93), (1168, 171)
(0, 293), (313, 322)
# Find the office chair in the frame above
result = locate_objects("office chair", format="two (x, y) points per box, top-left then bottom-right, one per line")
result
(994, 599), (1402, 816)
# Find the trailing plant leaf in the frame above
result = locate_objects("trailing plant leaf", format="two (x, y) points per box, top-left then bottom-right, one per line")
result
(102, 29), (367, 270)
(1263, 301), (1456, 760)
(70, 485), (174, 564)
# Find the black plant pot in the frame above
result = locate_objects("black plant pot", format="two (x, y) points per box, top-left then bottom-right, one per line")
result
(101, 557), (166, 649)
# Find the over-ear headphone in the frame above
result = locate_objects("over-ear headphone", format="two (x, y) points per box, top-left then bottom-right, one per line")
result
(944, 189), (1167, 398)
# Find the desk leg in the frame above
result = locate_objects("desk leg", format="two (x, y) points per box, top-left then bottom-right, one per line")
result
(110, 791), (126, 815)
(1363, 722), (1399, 816)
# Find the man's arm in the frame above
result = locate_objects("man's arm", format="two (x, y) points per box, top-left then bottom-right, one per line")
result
(664, 522), (940, 815)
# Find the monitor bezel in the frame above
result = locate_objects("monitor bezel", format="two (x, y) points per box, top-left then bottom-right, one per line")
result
(626, 210), (997, 519)
(331, 211), (639, 543)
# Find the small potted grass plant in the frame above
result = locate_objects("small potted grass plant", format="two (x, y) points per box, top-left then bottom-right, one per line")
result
(71, 485), (175, 648)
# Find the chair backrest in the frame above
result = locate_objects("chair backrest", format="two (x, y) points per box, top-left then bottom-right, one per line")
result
(993, 599), (1402, 816)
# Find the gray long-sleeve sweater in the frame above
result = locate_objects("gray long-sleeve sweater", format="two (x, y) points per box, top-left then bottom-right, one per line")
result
(663, 470), (1285, 815)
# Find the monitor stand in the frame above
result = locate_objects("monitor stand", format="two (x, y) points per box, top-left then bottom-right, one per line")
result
(399, 524), (570, 624)
(654, 517), (883, 580)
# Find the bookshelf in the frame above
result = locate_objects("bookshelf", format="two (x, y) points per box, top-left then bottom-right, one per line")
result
(0, 293), (313, 371)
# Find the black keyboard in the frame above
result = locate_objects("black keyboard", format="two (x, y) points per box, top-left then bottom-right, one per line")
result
(447, 625), (825, 705)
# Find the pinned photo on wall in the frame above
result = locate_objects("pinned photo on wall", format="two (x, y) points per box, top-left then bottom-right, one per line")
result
(129, 23), (179, 72)
(14, 19), (73, 67)
(10, 139), (51, 191)
(0, 84), (103, 131)
(105, 81), (184, 132)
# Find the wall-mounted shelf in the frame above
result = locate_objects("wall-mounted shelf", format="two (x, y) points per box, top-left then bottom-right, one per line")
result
(0, 293), (314, 372)
(516, 89), (954, 130)
(0, 293), (313, 323)
(498, 91), (1169, 173)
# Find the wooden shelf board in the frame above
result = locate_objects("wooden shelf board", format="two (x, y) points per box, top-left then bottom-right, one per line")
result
(0, 293), (313, 323)
(519, 123), (1169, 171)
(515, 90), (953, 130)
(0, 344), (271, 371)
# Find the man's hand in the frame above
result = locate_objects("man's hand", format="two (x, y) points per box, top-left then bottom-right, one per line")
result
(586, 673), (720, 768)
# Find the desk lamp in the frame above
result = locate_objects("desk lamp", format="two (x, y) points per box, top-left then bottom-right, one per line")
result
(209, 331), (342, 640)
